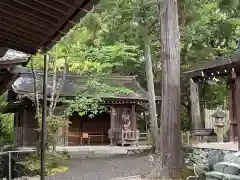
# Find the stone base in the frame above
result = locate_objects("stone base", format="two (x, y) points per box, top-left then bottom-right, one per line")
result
(185, 147), (240, 179)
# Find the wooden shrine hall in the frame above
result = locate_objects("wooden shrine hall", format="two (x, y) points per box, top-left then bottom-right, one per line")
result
(184, 52), (240, 149)
(1, 69), (161, 147)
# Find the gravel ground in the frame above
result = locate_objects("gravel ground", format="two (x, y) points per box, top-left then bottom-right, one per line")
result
(46, 154), (151, 180)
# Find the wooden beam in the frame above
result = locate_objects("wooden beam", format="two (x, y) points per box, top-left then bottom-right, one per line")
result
(0, 47), (8, 58)
(53, 0), (81, 8)
(190, 78), (201, 129)
(234, 76), (240, 150)
(0, 7), (55, 29)
(0, 40), (36, 54)
(0, 3), (57, 25)
(0, 24), (44, 42)
(12, 0), (63, 20)
(33, 0), (71, 14)
(0, 28), (41, 45)
(0, 21), (48, 39)
(0, 34), (37, 48)
(228, 80), (235, 142)
(0, 16), (52, 34)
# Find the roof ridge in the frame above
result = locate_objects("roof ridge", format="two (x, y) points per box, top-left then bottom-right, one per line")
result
(21, 69), (137, 79)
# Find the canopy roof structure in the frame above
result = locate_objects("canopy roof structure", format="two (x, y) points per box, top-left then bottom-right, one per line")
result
(184, 52), (240, 82)
(0, 0), (99, 96)
(0, 0), (98, 54)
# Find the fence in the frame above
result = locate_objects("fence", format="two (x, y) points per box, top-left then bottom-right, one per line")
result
(0, 149), (35, 180)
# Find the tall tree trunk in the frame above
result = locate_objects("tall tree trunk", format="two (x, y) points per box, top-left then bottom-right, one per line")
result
(159, 0), (183, 178)
(49, 57), (57, 117)
(190, 78), (201, 129)
(142, 25), (158, 146)
(31, 57), (41, 152)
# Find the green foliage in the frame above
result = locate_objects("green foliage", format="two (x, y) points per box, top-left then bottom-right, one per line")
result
(64, 77), (136, 117)
(45, 116), (69, 151)
(180, 0), (240, 119)
(21, 152), (68, 176)
(22, 115), (69, 176)
(181, 105), (190, 131)
(199, 80), (228, 108)
(0, 96), (13, 146)
(29, 0), (240, 128)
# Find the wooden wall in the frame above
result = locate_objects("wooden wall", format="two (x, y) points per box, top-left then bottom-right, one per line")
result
(68, 112), (111, 145)
(15, 106), (38, 147)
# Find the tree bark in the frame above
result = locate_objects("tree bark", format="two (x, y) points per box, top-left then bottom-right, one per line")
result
(142, 25), (158, 146)
(159, 0), (183, 178)
(190, 78), (201, 129)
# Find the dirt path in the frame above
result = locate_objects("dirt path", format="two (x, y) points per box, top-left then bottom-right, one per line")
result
(47, 155), (151, 180)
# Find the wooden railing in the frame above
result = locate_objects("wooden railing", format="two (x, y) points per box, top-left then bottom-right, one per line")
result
(113, 129), (139, 146)
(145, 130), (191, 146)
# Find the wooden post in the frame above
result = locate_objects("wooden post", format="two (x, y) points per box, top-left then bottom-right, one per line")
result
(23, 108), (27, 146)
(228, 81), (235, 142)
(234, 76), (240, 150)
(131, 105), (137, 132)
(143, 28), (158, 130)
(64, 121), (69, 146)
(110, 106), (116, 145)
(110, 107), (116, 129)
(13, 113), (17, 146)
(190, 78), (201, 129)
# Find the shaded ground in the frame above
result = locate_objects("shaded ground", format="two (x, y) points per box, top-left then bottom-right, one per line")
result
(46, 154), (151, 180)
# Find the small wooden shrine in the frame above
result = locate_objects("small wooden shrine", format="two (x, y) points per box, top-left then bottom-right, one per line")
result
(184, 52), (240, 149)
(1, 69), (161, 147)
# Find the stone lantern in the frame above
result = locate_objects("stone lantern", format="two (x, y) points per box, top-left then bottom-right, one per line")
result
(211, 109), (227, 142)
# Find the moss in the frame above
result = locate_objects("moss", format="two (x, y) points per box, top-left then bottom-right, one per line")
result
(180, 167), (195, 179)
(47, 166), (68, 176)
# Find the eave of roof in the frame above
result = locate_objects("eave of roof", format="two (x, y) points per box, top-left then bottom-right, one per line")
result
(11, 69), (149, 99)
(184, 52), (240, 78)
(0, 0), (99, 54)
(0, 49), (29, 68)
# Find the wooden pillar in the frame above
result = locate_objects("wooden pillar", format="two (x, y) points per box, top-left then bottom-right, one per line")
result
(22, 108), (27, 146)
(110, 106), (116, 145)
(131, 104), (137, 131)
(64, 120), (69, 146)
(234, 76), (240, 150)
(13, 113), (17, 145)
(228, 81), (235, 142)
(190, 78), (201, 129)
(110, 106), (116, 129)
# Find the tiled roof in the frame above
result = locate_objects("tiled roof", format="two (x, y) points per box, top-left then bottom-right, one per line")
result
(12, 69), (150, 100)
(0, 49), (29, 61)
